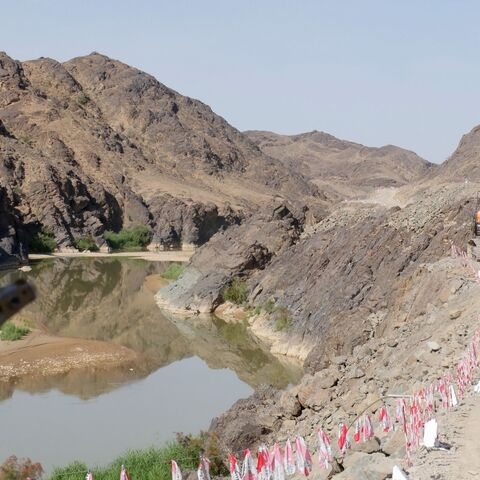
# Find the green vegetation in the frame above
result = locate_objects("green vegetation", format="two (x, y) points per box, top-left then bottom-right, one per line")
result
(250, 300), (292, 331)
(77, 93), (90, 106)
(161, 263), (185, 280)
(49, 433), (227, 480)
(103, 226), (152, 251)
(263, 298), (276, 314)
(0, 455), (43, 480)
(0, 321), (30, 341)
(28, 229), (56, 253)
(222, 277), (248, 304)
(274, 306), (292, 332)
(74, 236), (99, 252)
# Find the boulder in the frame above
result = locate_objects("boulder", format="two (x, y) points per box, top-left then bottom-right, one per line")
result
(279, 390), (302, 418)
(297, 375), (332, 410)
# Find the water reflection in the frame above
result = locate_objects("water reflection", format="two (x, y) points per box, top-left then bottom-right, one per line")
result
(0, 258), (302, 399)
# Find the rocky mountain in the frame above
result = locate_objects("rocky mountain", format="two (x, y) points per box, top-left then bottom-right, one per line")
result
(245, 130), (435, 197)
(0, 52), (321, 251)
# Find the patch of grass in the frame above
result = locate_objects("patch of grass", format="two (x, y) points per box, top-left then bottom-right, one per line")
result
(222, 277), (248, 304)
(28, 229), (56, 253)
(49, 433), (227, 480)
(77, 93), (90, 106)
(274, 306), (292, 332)
(103, 225), (152, 251)
(263, 298), (276, 314)
(254, 305), (261, 315)
(74, 235), (99, 252)
(161, 263), (185, 280)
(0, 321), (30, 341)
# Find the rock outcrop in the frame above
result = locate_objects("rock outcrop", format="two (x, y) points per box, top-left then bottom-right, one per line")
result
(436, 123), (480, 181)
(157, 203), (307, 312)
(0, 185), (27, 268)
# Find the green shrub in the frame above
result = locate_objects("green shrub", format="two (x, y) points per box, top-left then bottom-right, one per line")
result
(49, 433), (227, 480)
(74, 236), (99, 252)
(0, 322), (30, 341)
(263, 298), (276, 314)
(161, 263), (185, 280)
(28, 229), (56, 253)
(254, 305), (261, 315)
(222, 278), (248, 304)
(274, 306), (292, 332)
(103, 226), (152, 251)
(77, 93), (89, 106)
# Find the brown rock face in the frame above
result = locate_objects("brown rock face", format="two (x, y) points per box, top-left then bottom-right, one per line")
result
(0, 186), (27, 268)
(0, 52), (320, 248)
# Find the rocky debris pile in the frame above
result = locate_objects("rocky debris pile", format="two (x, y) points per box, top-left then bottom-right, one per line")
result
(0, 185), (26, 268)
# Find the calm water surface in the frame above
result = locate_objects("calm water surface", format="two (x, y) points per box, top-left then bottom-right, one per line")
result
(0, 258), (302, 472)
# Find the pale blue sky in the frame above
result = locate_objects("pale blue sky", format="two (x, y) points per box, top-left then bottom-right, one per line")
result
(1, 0), (480, 163)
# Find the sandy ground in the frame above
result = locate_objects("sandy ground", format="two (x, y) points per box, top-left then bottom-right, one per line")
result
(29, 250), (194, 262)
(0, 330), (143, 382)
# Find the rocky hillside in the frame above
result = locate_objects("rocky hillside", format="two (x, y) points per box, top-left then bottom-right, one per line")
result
(0, 52), (321, 249)
(245, 130), (435, 197)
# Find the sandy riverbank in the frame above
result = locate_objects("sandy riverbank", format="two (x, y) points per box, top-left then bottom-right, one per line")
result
(29, 250), (194, 263)
(0, 329), (148, 385)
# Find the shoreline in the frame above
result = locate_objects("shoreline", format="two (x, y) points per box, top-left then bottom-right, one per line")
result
(29, 250), (194, 263)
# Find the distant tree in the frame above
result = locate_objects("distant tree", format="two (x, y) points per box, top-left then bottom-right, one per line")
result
(0, 456), (43, 480)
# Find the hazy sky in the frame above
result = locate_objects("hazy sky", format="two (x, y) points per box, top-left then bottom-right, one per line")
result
(1, 0), (479, 163)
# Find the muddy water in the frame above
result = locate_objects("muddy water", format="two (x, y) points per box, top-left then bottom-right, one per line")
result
(0, 258), (302, 471)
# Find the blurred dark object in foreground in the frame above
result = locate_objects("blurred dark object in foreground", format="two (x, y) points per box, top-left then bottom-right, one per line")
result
(0, 279), (36, 327)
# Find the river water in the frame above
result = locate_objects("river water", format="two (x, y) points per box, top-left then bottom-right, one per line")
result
(0, 258), (302, 472)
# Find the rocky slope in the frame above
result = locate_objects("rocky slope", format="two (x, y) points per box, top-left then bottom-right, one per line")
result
(0, 52), (321, 249)
(245, 130), (435, 198)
